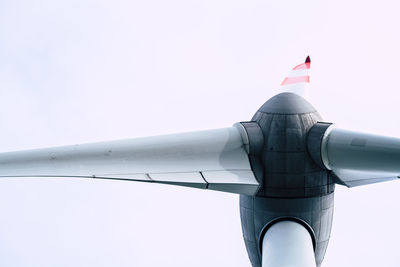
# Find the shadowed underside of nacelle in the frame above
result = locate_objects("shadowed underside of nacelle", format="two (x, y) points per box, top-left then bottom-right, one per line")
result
(240, 92), (335, 267)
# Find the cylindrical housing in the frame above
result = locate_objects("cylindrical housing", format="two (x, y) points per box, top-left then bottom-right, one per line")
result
(262, 220), (316, 267)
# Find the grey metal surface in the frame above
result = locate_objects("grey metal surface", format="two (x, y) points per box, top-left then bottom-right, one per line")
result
(262, 220), (316, 267)
(240, 194), (334, 267)
(0, 126), (259, 195)
(239, 93), (335, 267)
(238, 121), (265, 187)
(258, 92), (316, 114)
(307, 122), (334, 170)
(238, 122), (264, 156)
(308, 123), (400, 187)
(251, 93), (335, 198)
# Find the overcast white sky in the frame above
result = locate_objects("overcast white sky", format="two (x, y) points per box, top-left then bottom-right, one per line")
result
(1, 0), (400, 266)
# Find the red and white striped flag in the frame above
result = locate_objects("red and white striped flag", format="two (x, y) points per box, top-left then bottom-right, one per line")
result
(280, 56), (311, 99)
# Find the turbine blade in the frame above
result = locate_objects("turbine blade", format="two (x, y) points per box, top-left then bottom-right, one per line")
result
(0, 126), (259, 195)
(280, 57), (311, 99)
(312, 126), (400, 187)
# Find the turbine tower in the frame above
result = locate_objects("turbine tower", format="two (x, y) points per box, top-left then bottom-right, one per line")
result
(1, 57), (399, 267)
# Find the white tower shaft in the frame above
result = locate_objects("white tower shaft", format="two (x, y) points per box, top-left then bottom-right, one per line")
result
(262, 220), (316, 267)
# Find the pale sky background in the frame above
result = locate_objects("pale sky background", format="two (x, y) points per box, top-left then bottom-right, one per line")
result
(1, 0), (400, 266)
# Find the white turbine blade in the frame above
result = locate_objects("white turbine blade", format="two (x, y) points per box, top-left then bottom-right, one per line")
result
(332, 169), (398, 187)
(321, 127), (400, 187)
(0, 126), (259, 195)
(279, 56), (311, 99)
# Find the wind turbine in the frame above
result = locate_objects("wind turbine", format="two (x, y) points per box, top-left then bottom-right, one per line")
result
(1, 57), (399, 267)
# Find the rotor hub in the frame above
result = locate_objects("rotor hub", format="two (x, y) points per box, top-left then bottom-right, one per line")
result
(250, 92), (335, 197)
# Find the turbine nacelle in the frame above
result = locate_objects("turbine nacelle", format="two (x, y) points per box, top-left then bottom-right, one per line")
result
(240, 92), (334, 267)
